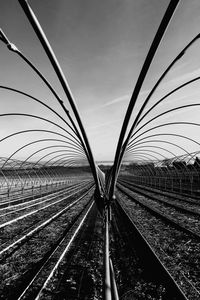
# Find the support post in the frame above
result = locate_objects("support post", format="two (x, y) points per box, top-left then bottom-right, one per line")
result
(104, 208), (112, 300)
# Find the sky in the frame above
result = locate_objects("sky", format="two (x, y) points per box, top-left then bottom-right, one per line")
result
(1, 0), (200, 165)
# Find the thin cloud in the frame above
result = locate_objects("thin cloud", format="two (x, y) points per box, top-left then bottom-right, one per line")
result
(87, 119), (121, 132)
(104, 89), (150, 107)
(85, 89), (150, 114)
(103, 94), (130, 107)
(85, 94), (130, 114)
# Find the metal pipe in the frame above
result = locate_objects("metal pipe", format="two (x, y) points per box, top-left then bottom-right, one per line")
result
(38, 153), (86, 168)
(118, 34), (200, 177)
(0, 129), (84, 153)
(0, 85), (81, 142)
(21, 144), (82, 166)
(104, 208), (112, 300)
(127, 136), (198, 181)
(1, 138), (83, 170)
(135, 76), (200, 128)
(128, 133), (200, 153)
(109, 258), (119, 300)
(18, 0), (101, 195)
(0, 29), (88, 156)
(125, 144), (176, 159)
(110, 0), (180, 199)
(0, 30), (93, 186)
(127, 104), (200, 147)
(0, 113), (78, 140)
(129, 121), (200, 147)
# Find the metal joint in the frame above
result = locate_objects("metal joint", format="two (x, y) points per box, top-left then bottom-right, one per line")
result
(0, 29), (19, 52)
(7, 43), (19, 52)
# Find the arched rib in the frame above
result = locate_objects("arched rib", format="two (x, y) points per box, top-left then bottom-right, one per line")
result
(1, 138), (85, 169)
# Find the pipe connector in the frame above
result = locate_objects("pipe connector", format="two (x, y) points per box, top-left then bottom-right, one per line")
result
(0, 28), (19, 52)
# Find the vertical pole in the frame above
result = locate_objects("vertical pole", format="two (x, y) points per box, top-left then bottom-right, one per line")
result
(109, 258), (119, 300)
(104, 208), (112, 300)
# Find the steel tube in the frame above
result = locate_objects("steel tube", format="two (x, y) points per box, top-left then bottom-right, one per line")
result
(110, 0), (180, 199)
(104, 208), (112, 300)
(18, 0), (100, 195)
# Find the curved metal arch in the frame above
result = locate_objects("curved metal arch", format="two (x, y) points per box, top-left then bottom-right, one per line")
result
(127, 152), (160, 162)
(0, 85), (77, 136)
(136, 76), (200, 127)
(61, 155), (88, 164)
(0, 156), (40, 170)
(176, 151), (200, 184)
(119, 34), (200, 169)
(46, 159), (86, 170)
(24, 166), (44, 188)
(128, 132), (200, 154)
(62, 163), (79, 168)
(187, 150), (200, 165)
(16, 2), (101, 195)
(131, 33), (200, 129)
(0, 113), (83, 144)
(45, 167), (66, 182)
(58, 161), (77, 167)
(118, 161), (154, 178)
(127, 136), (194, 158)
(36, 166), (54, 181)
(0, 86), (93, 167)
(137, 160), (169, 178)
(21, 144), (82, 166)
(125, 144), (176, 159)
(125, 148), (166, 161)
(40, 152), (85, 167)
(127, 138), (196, 180)
(129, 121), (200, 147)
(61, 160), (89, 168)
(117, 162), (156, 184)
(43, 153), (87, 167)
(0, 31), (91, 161)
(0, 36), (96, 187)
(0, 129), (84, 153)
(1, 157), (21, 168)
(0, 156), (34, 190)
(29, 152), (86, 180)
(1, 160), (24, 189)
(127, 121), (200, 179)
(4, 158), (35, 189)
(126, 136), (200, 178)
(16, 53), (90, 155)
(50, 157), (86, 168)
(1, 138), (85, 170)
(124, 146), (189, 179)
(0, 169), (10, 189)
(109, 2), (192, 198)
(2, 158), (34, 189)
(129, 104), (200, 142)
(35, 158), (62, 182)
(19, 164), (42, 188)
(35, 151), (86, 168)
(0, 158), (22, 189)
(122, 159), (158, 179)
(125, 153), (157, 165)
(129, 161), (154, 176)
